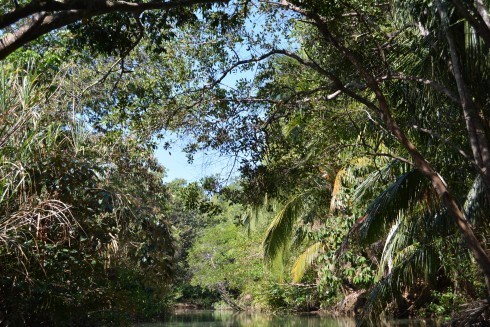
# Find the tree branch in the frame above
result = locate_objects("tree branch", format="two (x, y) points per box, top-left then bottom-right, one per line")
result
(0, 0), (226, 29)
(0, 0), (226, 60)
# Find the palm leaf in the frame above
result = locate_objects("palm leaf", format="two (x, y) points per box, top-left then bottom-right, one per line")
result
(291, 241), (324, 283)
(361, 240), (440, 320)
(359, 169), (431, 243)
(377, 206), (454, 278)
(464, 175), (490, 225)
(263, 192), (307, 263)
(352, 160), (401, 204)
(329, 168), (345, 214)
(377, 217), (401, 279)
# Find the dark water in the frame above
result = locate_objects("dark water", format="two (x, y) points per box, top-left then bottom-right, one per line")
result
(135, 310), (439, 326)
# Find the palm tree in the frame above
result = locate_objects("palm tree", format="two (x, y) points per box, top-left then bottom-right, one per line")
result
(255, 0), (490, 301)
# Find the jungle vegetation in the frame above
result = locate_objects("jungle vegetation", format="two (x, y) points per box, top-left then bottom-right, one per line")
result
(1, 0), (490, 325)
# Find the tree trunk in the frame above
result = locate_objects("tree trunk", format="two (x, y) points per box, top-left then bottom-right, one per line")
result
(326, 2), (490, 298)
(281, 0), (490, 299)
(216, 282), (244, 311)
(376, 90), (490, 299)
(437, 0), (490, 206)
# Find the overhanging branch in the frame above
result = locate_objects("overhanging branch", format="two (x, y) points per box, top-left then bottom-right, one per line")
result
(0, 0), (227, 60)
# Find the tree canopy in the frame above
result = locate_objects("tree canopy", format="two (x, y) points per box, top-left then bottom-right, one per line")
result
(2, 0), (490, 324)
(0, 0), (238, 59)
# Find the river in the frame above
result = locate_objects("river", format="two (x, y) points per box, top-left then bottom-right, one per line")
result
(135, 310), (439, 326)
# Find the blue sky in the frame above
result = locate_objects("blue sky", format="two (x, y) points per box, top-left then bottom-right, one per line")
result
(152, 11), (297, 183)
(155, 137), (240, 183)
(154, 55), (256, 183)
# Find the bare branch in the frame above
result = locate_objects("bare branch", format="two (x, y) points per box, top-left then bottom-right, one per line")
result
(0, 0), (226, 29)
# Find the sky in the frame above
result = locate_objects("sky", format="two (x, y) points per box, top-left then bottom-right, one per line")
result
(152, 11), (296, 183)
(154, 137), (240, 183)
(153, 46), (256, 182)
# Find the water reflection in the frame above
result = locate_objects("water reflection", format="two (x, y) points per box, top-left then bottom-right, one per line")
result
(135, 310), (438, 327)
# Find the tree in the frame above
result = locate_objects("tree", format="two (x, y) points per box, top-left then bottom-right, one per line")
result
(187, 196), (265, 309)
(3, 0), (490, 319)
(0, 0), (229, 60)
(0, 57), (175, 325)
(172, 0), (490, 300)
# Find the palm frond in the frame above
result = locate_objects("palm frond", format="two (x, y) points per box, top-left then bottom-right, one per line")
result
(291, 241), (324, 283)
(352, 160), (401, 204)
(377, 218), (401, 279)
(0, 199), (76, 245)
(359, 169), (431, 243)
(263, 192), (307, 263)
(329, 168), (345, 214)
(377, 206), (453, 279)
(464, 174), (489, 225)
(361, 240), (439, 319)
(241, 194), (278, 233)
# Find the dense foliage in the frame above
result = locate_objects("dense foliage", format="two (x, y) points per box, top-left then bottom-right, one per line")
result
(0, 62), (175, 325)
(1, 0), (490, 325)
